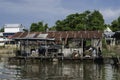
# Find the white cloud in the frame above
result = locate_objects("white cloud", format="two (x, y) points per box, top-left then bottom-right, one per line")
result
(100, 8), (120, 23)
(1, 0), (120, 26)
(101, 8), (120, 19)
(0, 0), (75, 26)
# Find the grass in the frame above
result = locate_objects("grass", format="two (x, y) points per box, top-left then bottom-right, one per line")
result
(102, 45), (120, 57)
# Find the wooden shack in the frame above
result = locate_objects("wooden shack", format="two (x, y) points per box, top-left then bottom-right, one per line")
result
(11, 31), (102, 58)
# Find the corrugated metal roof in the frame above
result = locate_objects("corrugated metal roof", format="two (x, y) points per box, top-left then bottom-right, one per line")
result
(37, 33), (48, 38)
(26, 33), (36, 38)
(12, 31), (102, 40)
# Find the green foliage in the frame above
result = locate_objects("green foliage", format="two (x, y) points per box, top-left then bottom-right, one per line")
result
(30, 21), (48, 32)
(54, 10), (105, 31)
(111, 16), (120, 31)
(0, 27), (4, 32)
(23, 29), (28, 32)
(88, 10), (105, 30)
(49, 26), (56, 31)
(28, 10), (120, 32)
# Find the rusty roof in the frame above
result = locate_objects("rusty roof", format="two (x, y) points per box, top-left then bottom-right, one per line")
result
(12, 31), (103, 40)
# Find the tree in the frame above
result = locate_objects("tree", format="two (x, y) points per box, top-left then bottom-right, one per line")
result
(111, 16), (120, 31)
(23, 29), (28, 32)
(49, 26), (56, 31)
(0, 27), (4, 32)
(88, 10), (105, 30)
(30, 21), (48, 32)
(54, 10), (105, 31)
(30, 23), (38, 32)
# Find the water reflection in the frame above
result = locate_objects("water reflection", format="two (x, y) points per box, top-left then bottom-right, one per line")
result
(0, 59), (120, 80)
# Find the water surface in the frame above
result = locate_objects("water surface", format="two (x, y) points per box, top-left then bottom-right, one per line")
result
(0, 58), (120, 80)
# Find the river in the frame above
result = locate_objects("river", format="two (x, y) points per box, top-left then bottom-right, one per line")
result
(0, 58), (120, 80)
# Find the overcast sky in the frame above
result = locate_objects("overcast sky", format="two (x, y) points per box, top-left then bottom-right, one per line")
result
(0, 0), (120, 28)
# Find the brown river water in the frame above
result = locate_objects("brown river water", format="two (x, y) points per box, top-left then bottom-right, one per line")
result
(0, 58), (120, 80)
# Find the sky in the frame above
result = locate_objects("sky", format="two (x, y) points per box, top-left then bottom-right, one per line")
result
(0, 0), (120, 28)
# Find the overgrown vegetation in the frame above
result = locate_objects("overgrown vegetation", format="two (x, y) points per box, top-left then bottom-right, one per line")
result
(28, 10), (120, 32)
(54, 10), (105, 31)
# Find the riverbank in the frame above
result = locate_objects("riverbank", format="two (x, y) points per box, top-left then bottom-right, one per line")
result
(0, 45), (16, 57)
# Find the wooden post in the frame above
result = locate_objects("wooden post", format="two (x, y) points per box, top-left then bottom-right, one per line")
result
(45, 39), (47, 57)
(81, 39), (83, 58)
(20, 40), (22, 56)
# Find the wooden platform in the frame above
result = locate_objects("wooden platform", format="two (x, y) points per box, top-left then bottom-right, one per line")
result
(8, 56), (113, 64)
